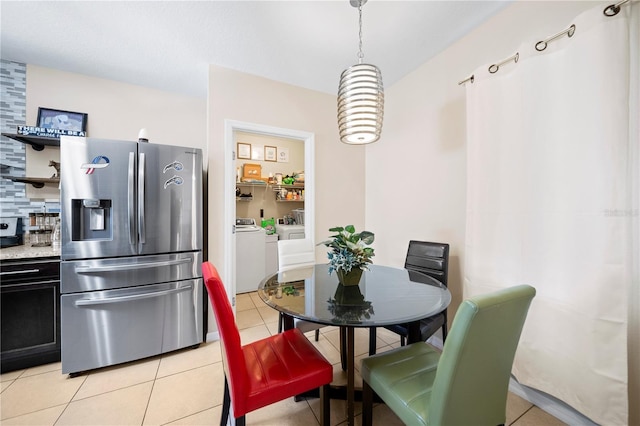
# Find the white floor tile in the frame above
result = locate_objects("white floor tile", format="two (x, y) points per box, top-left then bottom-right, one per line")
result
(144, 363), (225, 425)
(0, 369), (24, 383)
(57, 382), (152, 426)
(0, 370), (85, 420)
(0, 404), (66, 426)
(0, 290), (564, 426)
(157, 341), (221, 378)
(73, 357), (159, 401)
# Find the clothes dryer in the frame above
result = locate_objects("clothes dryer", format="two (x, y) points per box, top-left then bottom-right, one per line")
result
(275, 224), (305, 240)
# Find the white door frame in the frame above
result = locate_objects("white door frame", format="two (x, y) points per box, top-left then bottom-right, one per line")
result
(223, 119), (315, 304)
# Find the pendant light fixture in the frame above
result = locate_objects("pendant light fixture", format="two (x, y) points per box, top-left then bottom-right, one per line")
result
(338, 0), (384, 145)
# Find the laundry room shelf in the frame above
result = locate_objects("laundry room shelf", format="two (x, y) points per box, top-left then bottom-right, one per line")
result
(237, 182), (267, 187)
(270, 183), (304, 191)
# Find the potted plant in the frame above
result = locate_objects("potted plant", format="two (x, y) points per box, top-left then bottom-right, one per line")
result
(321, 225), (375, 286)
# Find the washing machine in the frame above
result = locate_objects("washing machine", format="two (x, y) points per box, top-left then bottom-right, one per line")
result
(236, 218), (266, 293)
(275, 224), (305, 240)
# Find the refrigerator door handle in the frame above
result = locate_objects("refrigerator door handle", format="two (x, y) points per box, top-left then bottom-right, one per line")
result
(128, 152), (136, 245)
(138, 152), (146, 244)
(74, 257), (193, 273)
(74, 283), (193, 306)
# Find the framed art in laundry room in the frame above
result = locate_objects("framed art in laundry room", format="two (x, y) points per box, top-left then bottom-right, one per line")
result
(265, 146), (277, 162)
(237, 142), (251, 159)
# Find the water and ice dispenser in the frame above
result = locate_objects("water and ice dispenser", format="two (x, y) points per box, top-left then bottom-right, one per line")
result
(70, 199), (112, 240)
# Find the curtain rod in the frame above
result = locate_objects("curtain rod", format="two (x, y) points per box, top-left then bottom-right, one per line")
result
(489, 52), (519, 74)
(535, 24), (575, 51)
(604, 0), (630, 16)
(458, 0), (632, 86)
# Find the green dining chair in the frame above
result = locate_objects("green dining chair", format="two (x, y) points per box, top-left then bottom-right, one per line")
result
(361, 285), (536, 426)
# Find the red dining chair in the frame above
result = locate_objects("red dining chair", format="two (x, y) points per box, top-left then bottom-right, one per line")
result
(202, 262), (332, 426)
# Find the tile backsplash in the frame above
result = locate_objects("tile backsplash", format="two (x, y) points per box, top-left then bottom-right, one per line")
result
(1, 59), (59, 225)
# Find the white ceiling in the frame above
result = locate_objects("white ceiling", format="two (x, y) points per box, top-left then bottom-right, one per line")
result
(1, 1), (510, 99)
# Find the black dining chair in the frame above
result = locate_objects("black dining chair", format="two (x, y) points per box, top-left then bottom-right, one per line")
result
(369, 240), (449, 355)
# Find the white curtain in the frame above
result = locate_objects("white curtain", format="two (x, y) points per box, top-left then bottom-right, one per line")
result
(464, 4), (638, 426)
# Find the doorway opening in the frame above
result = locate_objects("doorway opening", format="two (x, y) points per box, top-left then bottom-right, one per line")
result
(223, 120), (315, 303)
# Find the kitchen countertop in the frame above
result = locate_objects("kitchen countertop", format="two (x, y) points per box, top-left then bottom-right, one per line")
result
(0, 244), (60, 261)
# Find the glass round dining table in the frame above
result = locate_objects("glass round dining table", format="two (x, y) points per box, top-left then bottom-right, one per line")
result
(257, 264), (451, 426)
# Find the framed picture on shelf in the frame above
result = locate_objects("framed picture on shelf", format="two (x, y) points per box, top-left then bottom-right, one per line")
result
(243, 163), (262, 179)
(265, 146), (277, 162)
(37, 107), (88, 132)
(237, 142), (251, 159)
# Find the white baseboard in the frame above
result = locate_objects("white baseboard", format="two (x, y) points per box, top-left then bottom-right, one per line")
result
(426, 334), (444, 349)
(206, 331), (220, 342)
(508, 377), (598, 425)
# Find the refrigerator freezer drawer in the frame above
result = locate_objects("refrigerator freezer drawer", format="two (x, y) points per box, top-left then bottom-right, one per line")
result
(61, 279), (202, 375)
(61, 252), (202, 293)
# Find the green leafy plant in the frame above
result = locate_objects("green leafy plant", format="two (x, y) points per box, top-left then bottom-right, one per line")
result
(282, 285), (297, 296)
(321, 225), (375, 275)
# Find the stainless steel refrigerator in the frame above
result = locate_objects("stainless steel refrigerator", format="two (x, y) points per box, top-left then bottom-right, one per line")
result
(59, 136), (203, 375)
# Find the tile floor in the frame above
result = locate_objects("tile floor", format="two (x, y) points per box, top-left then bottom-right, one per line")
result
(0, 291), (566, 425)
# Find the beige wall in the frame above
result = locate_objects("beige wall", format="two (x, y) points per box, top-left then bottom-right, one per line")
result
(207, 65), (367, 332)
(235, 131), (305, 224)
(24, 65), (206, 199)
(366, 1), (637, 423)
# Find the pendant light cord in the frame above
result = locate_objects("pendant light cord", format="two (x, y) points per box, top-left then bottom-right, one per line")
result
(358, 1), (364, 64)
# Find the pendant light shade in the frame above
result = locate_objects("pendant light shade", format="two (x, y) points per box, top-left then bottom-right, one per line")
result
(338, 0), (384, 145)
(338, 63), (384, 144)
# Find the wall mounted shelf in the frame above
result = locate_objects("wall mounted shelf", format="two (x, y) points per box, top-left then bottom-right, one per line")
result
(1, 176), (60, 189)
(1, 133), (60, 151)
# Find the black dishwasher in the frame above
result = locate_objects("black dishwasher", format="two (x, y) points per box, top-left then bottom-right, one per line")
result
(1, 257), (61, 373)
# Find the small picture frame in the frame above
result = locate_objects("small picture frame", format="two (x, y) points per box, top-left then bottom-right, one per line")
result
(237, 142), (251, 159)
(37, 107), (87, 132)
(251, 145), (264, 161)
(264, 146), (277, 162)
(277, 147), (289, 163)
